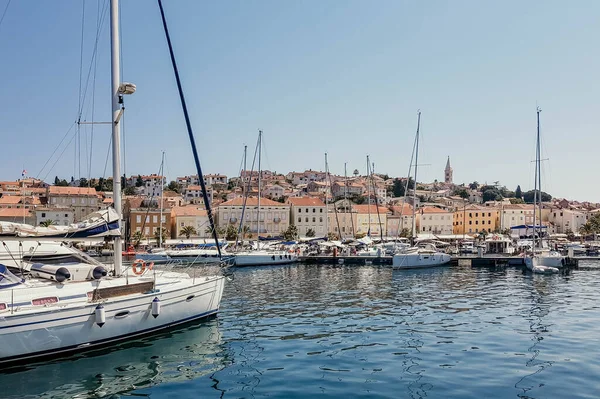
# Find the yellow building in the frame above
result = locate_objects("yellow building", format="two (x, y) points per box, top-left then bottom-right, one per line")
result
(453, 205), (499, 234)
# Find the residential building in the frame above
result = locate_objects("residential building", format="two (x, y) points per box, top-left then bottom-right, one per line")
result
(216, 197), (290, 236)
(0, 196), (41, 210)
(453, 205), (499, 234)
(124, 197), (173, 240)
(36, 207), (75, 226)
(184, 185), (213, 205)
(0, 208), (36, 225)
(547, 207), (588, 234)
(499, 204), (535, 230)
(262, 184), (285, 200)
(288, 197), (327, 237)
(46, 186), (100, 221)
(389, 203), (415, 234)
(353, 204), (388, 237)
(417, 206), (453, 235)
(331, 180), (365, 198)
(171, 206), (210, 238)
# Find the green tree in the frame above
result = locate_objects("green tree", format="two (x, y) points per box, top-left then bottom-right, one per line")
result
(124, 186), (136, 195)
(579, 212), (600, 236)
(153, 225), (169, 244)
(40, 219), (55, 227)
(515, 185), (522, 199)
(392, 177), (414, 198)
(283, 224), (299, 241)
(327, 232), (338, 240)
(454, 187), (468, 199)
(469, 181), (479, 190)
(132, 231), (144, 248)
(306, 228), (316, 237)
(399, 228), (411, 238)
(241, 225), (251, 239)
(523, 190), (552, 203)
(565, 228), (575, 241)
(167, 181), (181, 193)
(180, 225), (197, 239)
(225, 225), (238, 241)
(79, 178), (88, 188)
(509, 198), (525, 204)
(135, 175), (144, 187)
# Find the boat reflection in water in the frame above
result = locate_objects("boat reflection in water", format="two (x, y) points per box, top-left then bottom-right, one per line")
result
(0, 318), (227, 399)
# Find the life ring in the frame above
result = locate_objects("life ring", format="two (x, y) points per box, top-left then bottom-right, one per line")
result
(132, 259), (147, 275)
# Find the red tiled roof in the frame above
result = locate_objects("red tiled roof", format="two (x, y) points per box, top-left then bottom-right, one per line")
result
(420, 206), (450, 214)
(172, 206), (208, 217)
(0, 208), (32, 217)
(220, 197), (287, 207)
(353, 205), (388, 214)
(287, 197), (326, 207)
(48, 186), (97, 196)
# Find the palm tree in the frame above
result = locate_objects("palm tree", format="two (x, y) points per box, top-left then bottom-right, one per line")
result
(180, 225), (197, 239)
(40, 220), (55, 227)
(241, 225), (251, 239)
(132, 231), (144, 248)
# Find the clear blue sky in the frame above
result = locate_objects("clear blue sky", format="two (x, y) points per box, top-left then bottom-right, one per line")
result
(1, 1), (598, 201)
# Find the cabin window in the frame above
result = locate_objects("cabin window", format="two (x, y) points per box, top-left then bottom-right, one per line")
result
(32, 297), (59, 306)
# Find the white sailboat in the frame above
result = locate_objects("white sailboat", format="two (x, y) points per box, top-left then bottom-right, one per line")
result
(0, 0), (225, 365)
(524, 108), (564, 274)
(233, 130), (298, 266)
(392, 111), (451, 269)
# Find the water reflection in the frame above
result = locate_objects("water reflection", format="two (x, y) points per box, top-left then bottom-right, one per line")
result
(515, 275), (558, 399)
(0, 318), (229, 399)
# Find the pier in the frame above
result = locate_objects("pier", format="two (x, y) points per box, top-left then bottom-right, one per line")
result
(299, 255), (584, 267)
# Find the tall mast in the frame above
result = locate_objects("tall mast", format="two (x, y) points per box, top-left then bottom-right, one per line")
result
(412, 111), (421, 244)
(243, 144), (247, 189)
(110, 0), (123, 274)
(257, 130), (262, 244)
(344, 162), (348, 239)
(324, 153), (329, 238)
(533, 107), (541, 251)
(158, 151), (165, 248)
(366, 155), (371, 237)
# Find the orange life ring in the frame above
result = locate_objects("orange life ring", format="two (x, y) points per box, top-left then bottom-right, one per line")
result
(132, 259), (146, 275)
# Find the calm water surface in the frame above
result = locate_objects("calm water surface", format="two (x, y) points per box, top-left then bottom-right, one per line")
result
(2, 262), (600, 398)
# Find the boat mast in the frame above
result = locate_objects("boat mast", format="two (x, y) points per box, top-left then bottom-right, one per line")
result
(533, 107), (541, 252)
(412, 111), (421, 245)
(257, 130), (262, 246)
(110, 0), (123, 274)
(324, 153), (329, 239)
(243, 144), (247, 189)
(158, 151), (165, 248)
(366, 155), (371, 237)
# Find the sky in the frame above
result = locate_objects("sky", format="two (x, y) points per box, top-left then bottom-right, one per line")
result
(0, 1), (599, 201)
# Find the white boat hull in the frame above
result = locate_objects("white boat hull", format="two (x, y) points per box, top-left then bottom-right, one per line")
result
(234, 251), (298, 266)
(392, 252), (452, 269)
(0, 274), (225, 365)
(524, 256), (560, 274)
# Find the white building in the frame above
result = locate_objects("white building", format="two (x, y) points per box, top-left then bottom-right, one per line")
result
(547, 208), (588, 234)
(417, 206), (453, 234)
(262, 184), (285, 200)
(184, 185), (213, 205)
(217, 197), (290, 236)
(35, 207), (75, 226)
(499, 204), (534, 230)
(288, 197), (327, 237)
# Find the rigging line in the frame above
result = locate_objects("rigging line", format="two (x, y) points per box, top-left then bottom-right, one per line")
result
(103, 134), (112, 178)
(260, 134), (273, 173)
(157, 0), (222, 258)
(41, 126), (79, 183)
(236, 136), (260, 247)
(36, 122), (77, 180)
(78, 0), (109, 120)
(395, 126), (418, 242)
(0, 0), (12, 33)
(88, 1), (100, 184)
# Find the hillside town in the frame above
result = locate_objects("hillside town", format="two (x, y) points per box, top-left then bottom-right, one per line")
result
(2, 158), (599, 245)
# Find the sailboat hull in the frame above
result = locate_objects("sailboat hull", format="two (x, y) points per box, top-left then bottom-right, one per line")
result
(392, 252), (452, 269)
(0, 275), (225, 366)
(234, 251), (298, 266)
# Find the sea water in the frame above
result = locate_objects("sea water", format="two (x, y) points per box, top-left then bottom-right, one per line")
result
(2, 262), (600, 398)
